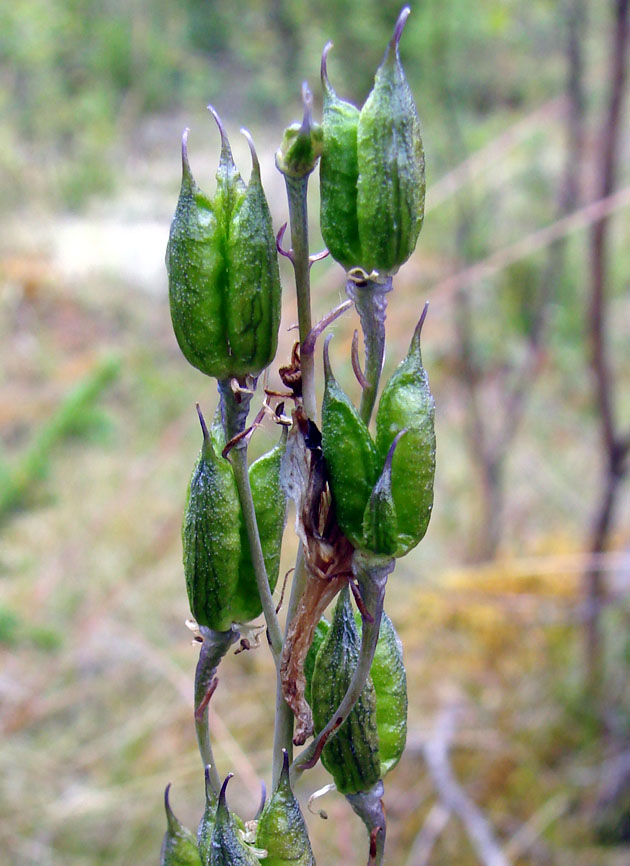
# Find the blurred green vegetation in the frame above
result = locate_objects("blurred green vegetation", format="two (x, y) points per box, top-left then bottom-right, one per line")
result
(1, 0), (573, 208)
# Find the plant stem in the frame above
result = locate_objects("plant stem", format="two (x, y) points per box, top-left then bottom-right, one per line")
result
(285, 175), (317, 421)
(271, 547), (309, 786)
(230, 443), (284, 659)
(346, 781), (387, 866)
(194, 626), (240, 791)
(290, 552), (394, 781)
(217, 379), (284, 659)
(346, 276), (393, 425)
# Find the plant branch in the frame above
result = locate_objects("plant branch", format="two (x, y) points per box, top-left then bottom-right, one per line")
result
(346, 275), (393, 426)
(193, 626), (240, 789)
(284, 175), (317, 421)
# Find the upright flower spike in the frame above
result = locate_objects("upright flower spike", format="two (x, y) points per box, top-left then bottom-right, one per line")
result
(320, 6), (425, 277)
(161, 785), (203, 866)
(167, 111), (281, 381)
(256, 751), (316, 865)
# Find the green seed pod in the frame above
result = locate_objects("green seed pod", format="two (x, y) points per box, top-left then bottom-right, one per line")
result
(306, 609), (407, 782)
(210, 776), (260, 866)
(321, 338), (377, 548)
(256, 751), (316, 866)
(184, 408), (287, 629)
(310, 586), (381, 795)
(303, 618), (330, 707)
(197, 768), (218, 866)
(161, 785), (203, 866)
(366, 611), (407, 776)
(183, 408), (241, 632)
(319, 49), (362, 272)
(321, 312), (435, 558)
(167, 110), (281, 381)
(374, 309), (435, 556)
(319, 7), (424, 276)
(232, 429), (288, 623)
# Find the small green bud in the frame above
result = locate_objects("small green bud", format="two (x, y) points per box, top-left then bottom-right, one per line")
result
(276, 83), (323, 179)
(256, 751), (316, 865)
(161, 785), (203, 866)
(167, 110), (281, 381)
(320, 7), (424, 277)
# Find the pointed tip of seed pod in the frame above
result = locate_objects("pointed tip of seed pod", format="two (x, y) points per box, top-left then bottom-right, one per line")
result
(384, 428), (408, 474)
(411, 302), (429, 352)
(300, 81), (314, 136)
(218, 773), (234, 809)
(255, 780), (267, 819)
(281, 748), (291, 778)
(240, 127), (260, 179)
(181, 128), (192, 178)
(323, 333), (334, 381)
(164, 783), (179, 832)
(196, 403), (210, 441)
(321, 41), (334, 94)
(391, 6), (411, 51)
(207, 104), (235, 164)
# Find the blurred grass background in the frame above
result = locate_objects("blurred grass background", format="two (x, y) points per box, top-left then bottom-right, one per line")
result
(1, 1), (629, 864)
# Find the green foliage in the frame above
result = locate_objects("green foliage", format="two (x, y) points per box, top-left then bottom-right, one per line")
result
(0, 355), (120, 523)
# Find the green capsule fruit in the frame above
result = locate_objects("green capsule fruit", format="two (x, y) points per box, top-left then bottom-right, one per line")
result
(310, 587), (381, 795)
(321, 338), (377, 548)
(256, 751), (316, 865)
(183, 408), (242, 632)
(184, 408), (288, 630)
(306, 608), (407, 782)
(321, 312), (435, 558)
(167, 111), (281, 381)
(374, 309), (435, 556)
(303, 618), (330, 707)
(161, 785), (203, 866)
(366, 611), (407, 776)
(320, 7), (424, 276)
(210, 776), (260, 866)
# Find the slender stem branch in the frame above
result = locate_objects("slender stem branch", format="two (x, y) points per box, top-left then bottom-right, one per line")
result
(346, 276), (393, 425)
(194, 626), (240, 790)
(346, 781), (387, 866)
(290, 552), (393, 781)
(230, 443), (284, 658)
(285, 175), (317, 420)
(271, 548), (310, 786)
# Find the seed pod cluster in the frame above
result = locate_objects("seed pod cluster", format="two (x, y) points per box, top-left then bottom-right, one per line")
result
(183, 408), (287, 631)
(167, 111), (281, 381)
(320, 7), (424, 277)
(321, 313), (435, 558)
(306, 589), (407, 794)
